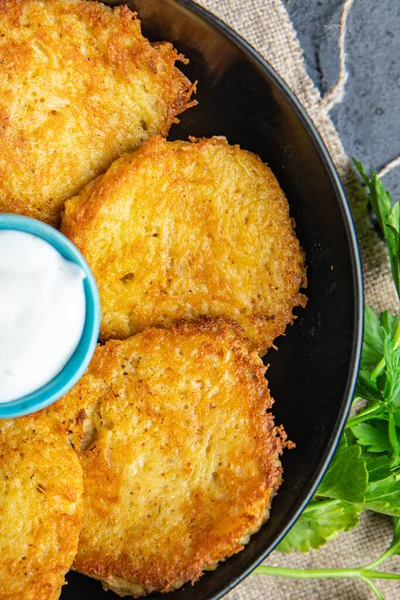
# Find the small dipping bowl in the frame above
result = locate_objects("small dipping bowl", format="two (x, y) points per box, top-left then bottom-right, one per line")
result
(0, 214), (100, 418)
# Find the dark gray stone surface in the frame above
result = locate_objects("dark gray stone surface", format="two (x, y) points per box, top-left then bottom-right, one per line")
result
(285, 0), (400, 197)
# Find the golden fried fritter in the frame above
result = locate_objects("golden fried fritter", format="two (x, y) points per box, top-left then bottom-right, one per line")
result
(0, 417), (83, 600)
(54, 319), (288, 596)
(0, 0), (195, 225)
(62, 136), (306, 355)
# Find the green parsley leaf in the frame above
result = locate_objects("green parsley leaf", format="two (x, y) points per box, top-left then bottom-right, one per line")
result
(362, 306), (385, 369)
(351, 421), (391, 454)
(355, 368), (381, 404)
(383, 335), (400, 403)
(277, 499), (359, 553)
(363, 454), (400, 517)
(316, 435), (368, 505)
(364, 479), (400, 517)
(381, 311), (400, 338)
(361, 309), (400, 372)
(353, 158), (400, 298)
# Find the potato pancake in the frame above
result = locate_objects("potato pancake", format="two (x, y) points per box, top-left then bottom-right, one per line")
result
(62, 136), (306, 355)
(54, 319), (289, 596)
(0, 417), (83, 600)
(0, 0), (195, 225)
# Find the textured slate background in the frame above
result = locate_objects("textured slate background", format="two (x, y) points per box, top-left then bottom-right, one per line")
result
(285, 0), (400, 197)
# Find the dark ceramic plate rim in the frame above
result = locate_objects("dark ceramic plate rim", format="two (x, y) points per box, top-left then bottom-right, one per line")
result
(62, 1), (364, 597)
(168, 1), (364, 596)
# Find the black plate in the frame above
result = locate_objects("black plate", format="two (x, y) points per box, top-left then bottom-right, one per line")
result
(63, 1), (363, 598)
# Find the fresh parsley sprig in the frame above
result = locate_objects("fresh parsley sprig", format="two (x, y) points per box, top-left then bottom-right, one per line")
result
(257, 518), (400, 600)
(255, 161), (400, 598)
(353, 158), (400, 300)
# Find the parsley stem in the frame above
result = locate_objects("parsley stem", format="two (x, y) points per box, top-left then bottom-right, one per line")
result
(388, 411), (400, 467)
(361, 577), (385, 600)
(366, 546), (398, 570)
(361, 570), (400, 580)
(346, 404), (383, 429)
(255, 565), (359, 579)
(302, 498), (339, 513)
(255, 565), (400, 580)
(371, 357), (386, 381)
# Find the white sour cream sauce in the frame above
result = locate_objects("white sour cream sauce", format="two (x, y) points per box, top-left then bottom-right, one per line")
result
(0, 230), (86, 403)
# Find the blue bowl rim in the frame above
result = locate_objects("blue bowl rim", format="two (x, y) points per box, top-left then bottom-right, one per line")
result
(0, 214), (100, 418)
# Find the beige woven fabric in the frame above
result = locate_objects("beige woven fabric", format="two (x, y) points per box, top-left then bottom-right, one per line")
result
(195, 1), (399, 598)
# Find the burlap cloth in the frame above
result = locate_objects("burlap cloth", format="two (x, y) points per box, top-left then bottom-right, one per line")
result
(194, 1), (399, 598)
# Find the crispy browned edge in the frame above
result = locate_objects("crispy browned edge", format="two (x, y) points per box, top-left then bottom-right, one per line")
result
(0, 421), (83, 600)
(61, 136), (307, 355)
(0, 0), (197, 226)
(0, 0), (197, 126)
(68, 317), (293, 594)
